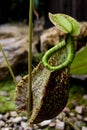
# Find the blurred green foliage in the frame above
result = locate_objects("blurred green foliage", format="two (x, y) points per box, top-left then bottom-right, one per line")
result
(71, 46), (87, 75)
(68, 84), (87, 111)
(0, 78), (15, 113)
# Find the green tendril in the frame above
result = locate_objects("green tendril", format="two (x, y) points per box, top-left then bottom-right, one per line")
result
(42, 36), (74, 71)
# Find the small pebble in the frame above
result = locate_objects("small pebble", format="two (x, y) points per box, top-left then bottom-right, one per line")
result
(76, 114), (83, 120)
(1, 128), (12, 130)
(0, 91), (8, 96)
(12, 117), (22, 123)
(0, 114), (3, 119)
(6, 117), (13, 123)
(75, 106), (84, 114)
(49, 122), (56, 127)
(22, 116), (27, 121)
(10, 111), (17, 117)
(21, 121), (27, 128)
(63, 107), (70, 114)
(13, 124), (21, 129)
(4, 112), (10, 119)
(33, 124), (39, 129)
(6, 97), (11, 101)
(83, 95), (87, 100)
(69, 112), (75, 117)
(40, 120), (52, 127)
(24, 127), (33, 130)
(56, 120), (65, 130)
(84, 117), (87, 122)
(16, 75), (22, 82)
(0, 120), (5, 127)
(82, 126), (87, 130)
(74, 121), (82, 129)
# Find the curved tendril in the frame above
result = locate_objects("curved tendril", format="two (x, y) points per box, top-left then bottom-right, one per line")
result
(42, 36), (75, 71)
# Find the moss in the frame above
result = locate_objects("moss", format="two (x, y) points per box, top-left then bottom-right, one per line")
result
(67, 84), (87, 110)
(0, 78), (15, 113)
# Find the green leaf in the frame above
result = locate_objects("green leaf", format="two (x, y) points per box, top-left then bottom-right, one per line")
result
(49, 13), (72, 33)
(49, 13), (80, 36)
(70, 46), (87, 75)
(62, 14), (80, 36)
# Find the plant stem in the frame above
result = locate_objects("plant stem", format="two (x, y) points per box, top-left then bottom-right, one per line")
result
(62, 113), (80, 130)
(27, 0), (33, 121)
(0, 44), (17, 85)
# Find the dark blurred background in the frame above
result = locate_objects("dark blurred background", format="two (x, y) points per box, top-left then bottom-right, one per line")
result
(0, 0), (87, 27)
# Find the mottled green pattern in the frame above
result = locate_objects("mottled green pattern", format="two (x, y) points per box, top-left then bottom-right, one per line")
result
(15, 63), (69, 125)
(34, 68), (69, 123)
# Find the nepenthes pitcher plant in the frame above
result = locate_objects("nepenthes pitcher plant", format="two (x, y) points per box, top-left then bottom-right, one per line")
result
(0, 12), (80, 126)
(14, 13), (80, 125)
